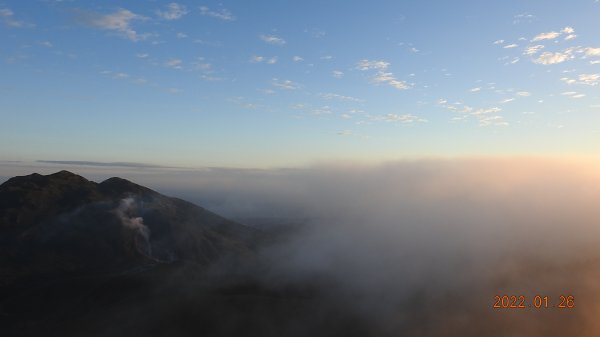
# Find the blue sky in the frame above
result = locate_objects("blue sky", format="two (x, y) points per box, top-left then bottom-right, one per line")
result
(1, 0), (600, 168)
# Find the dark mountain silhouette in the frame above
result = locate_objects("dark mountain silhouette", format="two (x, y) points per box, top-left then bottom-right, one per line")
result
(0, 171), (366, 337)
(0, 170), (256, 285)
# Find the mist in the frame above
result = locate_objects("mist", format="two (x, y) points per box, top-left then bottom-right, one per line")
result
(4, 157), (600, 335)
(164, 157), (600, 336)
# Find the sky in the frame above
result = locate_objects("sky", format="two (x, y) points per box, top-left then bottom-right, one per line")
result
(1, 0), (600, 169)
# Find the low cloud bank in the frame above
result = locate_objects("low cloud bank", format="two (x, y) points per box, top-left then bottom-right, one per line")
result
(177, 158), (600, 336)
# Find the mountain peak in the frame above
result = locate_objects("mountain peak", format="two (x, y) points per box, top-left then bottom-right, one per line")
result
(99, 176), (157, 198)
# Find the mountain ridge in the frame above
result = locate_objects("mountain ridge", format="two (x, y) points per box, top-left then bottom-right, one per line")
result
(0, 170), (257, 286)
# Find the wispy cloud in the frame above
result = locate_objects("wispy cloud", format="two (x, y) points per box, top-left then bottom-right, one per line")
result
(199, 6), (235, 21)
(156, 3), (188, 20)
(561, 91), (586, 98)
(356, 59), (409, 90)
(532, 30), (561, 42)
(0, 7), (33, 28)
(112, 72), (129, 79)
(531, 27), (575, 42)
(533, 51), (573, 65)
(438, 100), (508, 127)
(561, 73), (600, 86)
(250, 55), (277, 64)
(513, 13), (536, 24)
(165, 58), (183, 69)
(371, 72), (410, 90)
(524, 45), (544, 55)
(319, 93), (364, 102)
(272, 78), (300, 90)
(479, 115), (509, 127)
(370, 113), (427, 124)
(260, 34), (286, 45)
(356, 59), (390, 71)
(292, 56), (304, 62)
(332, 70), (344, 79)
(583, 47), (600, 57)
(83, 8), (147, 41)
(504, 44), (518, 49)
(37, 160), (170, 169)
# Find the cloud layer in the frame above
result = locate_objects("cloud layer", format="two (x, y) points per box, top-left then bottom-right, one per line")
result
(152, 158), (600, 336)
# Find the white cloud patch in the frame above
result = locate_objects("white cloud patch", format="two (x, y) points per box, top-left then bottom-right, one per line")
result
(532, 31), (561, 42)
(531, 27), (576, 43)
(524, 45), (544, 55)
(165, 58), (183, 69)
(562, 73), (600, 86)
(564, 34), (577, 41)
(319, 93), (364, 102)
(493, 39), (505, 45)
(86, 8), (147, 41)
(513, 13), (536, 24)
(438, 100), (508, 127)
(292, 56), (304, 62)
(156, 3), (188, 20)
(199, 6), (235, 21)
(479, 115), (509, 127)
(136, 53), (149, 58)
(561, 91), (585, 98)
(0, 7), (33, 28)
(533, 51), (573, 65)
(583, 48), (600, 57)
(370, 113), (427, 124)
(561, 91), (578, 96)
(250, 55), (277, 64)
(470, 87), (481, 92)
(356, 59), (390, 71)
(260, 34), (286, 45)
(332, 70), (344, 78)
(356, 59), (409, 90)
(112, 72), (129, 79)
(516, 91), (531, 96)
(504, 43), (518, 49)
(272, 78), (300, 90)
(371, 72), (410, 90)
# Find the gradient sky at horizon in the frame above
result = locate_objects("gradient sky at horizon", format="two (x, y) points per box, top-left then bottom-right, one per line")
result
(2, 0), (600, 168)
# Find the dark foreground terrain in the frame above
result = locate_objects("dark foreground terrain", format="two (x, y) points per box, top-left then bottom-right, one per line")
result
(0, 171), (367, 337)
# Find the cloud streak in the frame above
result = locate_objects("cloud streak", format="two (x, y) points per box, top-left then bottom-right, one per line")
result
(83, 8), (147, 41)
(156, 3), (188, 20)
(260, 34), (286, 45)
(199, 6), (235, 21)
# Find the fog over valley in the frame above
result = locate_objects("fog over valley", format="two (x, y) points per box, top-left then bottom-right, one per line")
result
(2, 158), (599, 335)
